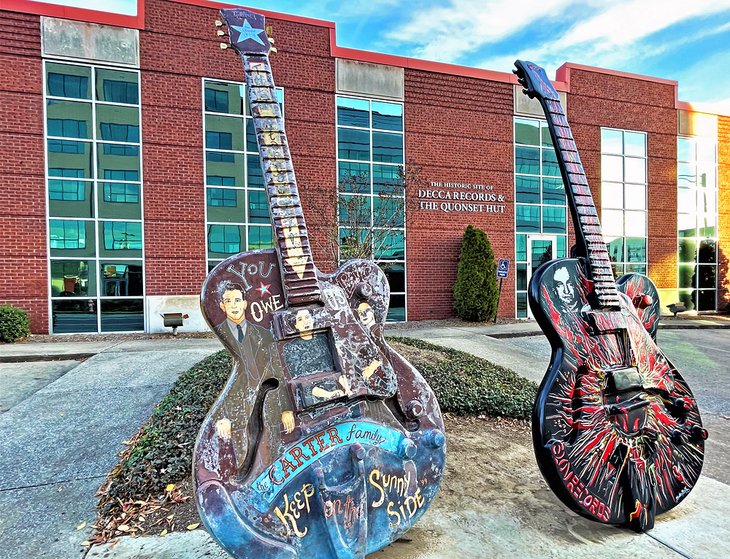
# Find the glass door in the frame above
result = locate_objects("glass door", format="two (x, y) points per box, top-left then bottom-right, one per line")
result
(527, 235), (556, 318)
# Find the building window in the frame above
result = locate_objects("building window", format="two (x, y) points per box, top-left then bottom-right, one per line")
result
(45, 61), (144, 333)
(514, 117), (569, 318)
(600, 128), (648, 277)
(336, 96), (406, 321)
(203, 79), (281, 271)
(677, 136), (718, 311)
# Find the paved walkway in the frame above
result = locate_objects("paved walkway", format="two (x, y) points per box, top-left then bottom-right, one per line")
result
(0, 315), (728, 559)
(0, 337), (223, 559)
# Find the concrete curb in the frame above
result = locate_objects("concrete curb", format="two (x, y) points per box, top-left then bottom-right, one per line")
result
(0, 353), (96, 364)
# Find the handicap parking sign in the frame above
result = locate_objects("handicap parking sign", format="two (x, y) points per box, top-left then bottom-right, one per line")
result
(497, 258), (510, 278)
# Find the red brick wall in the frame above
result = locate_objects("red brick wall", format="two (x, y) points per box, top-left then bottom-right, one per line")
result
(139, 0), (337, 299)
(718, 115), (730, 310)
(0, 11), (48, 333)
(404, 71), (514, 320)
(565, 68), (678, 291)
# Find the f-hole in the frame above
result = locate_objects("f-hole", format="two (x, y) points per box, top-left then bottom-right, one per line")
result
(241, 378), (280, 480)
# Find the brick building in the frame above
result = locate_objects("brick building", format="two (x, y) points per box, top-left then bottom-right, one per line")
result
(0, 0), (727, 334)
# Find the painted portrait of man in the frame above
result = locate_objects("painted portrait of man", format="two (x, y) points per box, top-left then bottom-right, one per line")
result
(212, 280), (295, 434)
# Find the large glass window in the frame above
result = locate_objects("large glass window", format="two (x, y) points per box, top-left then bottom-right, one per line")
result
(45, 61), (144, 333)
(203, 80), (282, 271)
(677, 136), (718, 311)
(514, 117), (569, 318)
(600, 128), (648, 277)
(337, 96), (406, 321)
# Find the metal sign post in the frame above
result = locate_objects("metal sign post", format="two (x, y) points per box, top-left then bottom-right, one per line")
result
(495, 259), (510, 324)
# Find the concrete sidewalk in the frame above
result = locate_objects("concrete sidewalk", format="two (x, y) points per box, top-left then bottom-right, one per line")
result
(0, 337), (224, 559)
(1, 316), (728, 559)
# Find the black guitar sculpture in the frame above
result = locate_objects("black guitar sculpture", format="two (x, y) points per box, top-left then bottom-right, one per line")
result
(514, 60), (706, 532)
(193, 9), (445, 559)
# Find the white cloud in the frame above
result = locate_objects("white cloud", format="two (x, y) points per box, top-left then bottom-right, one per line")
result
(27, 0), (138, 15)
(384, 0), (583, 63)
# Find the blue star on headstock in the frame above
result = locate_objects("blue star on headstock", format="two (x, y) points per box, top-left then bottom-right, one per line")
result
(231, 19), (266, 46)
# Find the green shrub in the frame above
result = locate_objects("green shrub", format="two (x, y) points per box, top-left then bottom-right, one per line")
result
(0, 305), (30, 343)
(389, 337), (536, 419)
(98, 350), (232, 515)
(453, 225), (499, 321)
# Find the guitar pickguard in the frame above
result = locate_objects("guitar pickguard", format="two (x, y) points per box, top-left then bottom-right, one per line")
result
(530, 258), (705, 530)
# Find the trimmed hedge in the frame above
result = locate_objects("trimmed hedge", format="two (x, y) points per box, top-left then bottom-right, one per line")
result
(0, 305), (30, 343)
(389, 337), (537, 419)
(99, 338), (537, 513)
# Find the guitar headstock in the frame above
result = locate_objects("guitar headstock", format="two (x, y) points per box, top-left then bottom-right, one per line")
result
(216, 8), (275, 55)
(513, 60), (559, 102)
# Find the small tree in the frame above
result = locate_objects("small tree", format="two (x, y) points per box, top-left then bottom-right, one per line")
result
(453, 225), (499, 321)
(312, 160), (423, 267)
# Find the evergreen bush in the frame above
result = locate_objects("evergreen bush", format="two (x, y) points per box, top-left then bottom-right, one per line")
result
(0, 305), (30, 343)
(453, 225), (499, 321)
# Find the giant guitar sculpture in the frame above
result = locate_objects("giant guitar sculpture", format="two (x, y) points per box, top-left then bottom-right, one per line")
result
(514, 60), (706, 532)
(193, 9), (445, 559)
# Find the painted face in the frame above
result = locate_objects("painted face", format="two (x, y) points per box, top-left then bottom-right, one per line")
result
(357, 302), (376, 328)
(220, 289), (246, 323)
(553, 266), (578, 311)
(295, 309), (314, 339)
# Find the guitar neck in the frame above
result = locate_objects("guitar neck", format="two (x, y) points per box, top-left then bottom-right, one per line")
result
(539, 98), (620, 308)
(238, 53), (321, 306)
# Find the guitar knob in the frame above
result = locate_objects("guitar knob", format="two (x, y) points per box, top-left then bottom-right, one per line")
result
(356, 283), (372, 299)
(632, 293), (653, 309)
(670, 429), (685, 445)
(426, 429), (446, 449)
(399, 438), (417, 459)
(405, 399), (425, 419)
(689, 425), (708, 442)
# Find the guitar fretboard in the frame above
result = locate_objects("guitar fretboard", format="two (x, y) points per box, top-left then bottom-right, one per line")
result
(542, 98), (620, 308)
(238, 54), (321, 306)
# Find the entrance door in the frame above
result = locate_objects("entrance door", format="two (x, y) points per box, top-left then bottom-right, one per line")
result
(527, 235), (556, 318)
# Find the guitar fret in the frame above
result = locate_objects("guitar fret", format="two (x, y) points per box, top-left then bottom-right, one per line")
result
(236, 53), (321, 305)
(553, 125), (572, 139)
(557, 138), (576, 151)
(568, 174), (588, 185)
(562, 150), (580, 164)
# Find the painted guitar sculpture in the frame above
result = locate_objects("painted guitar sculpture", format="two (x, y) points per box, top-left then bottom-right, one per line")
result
(193, 9), (445, 559)
(514, 60), (706, 532)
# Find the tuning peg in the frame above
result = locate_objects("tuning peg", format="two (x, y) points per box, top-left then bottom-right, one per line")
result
(270, 46), (278, 53)
(220, 43), (229, 50)
(216, 30), (225, 37)
(268, 36), (276, 44)
(215, 19), (223, 27)
(512, 68), (519, 75)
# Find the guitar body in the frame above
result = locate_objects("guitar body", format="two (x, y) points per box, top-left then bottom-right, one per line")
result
(194, 250), (446, 558)
(529, 258), (705, 531)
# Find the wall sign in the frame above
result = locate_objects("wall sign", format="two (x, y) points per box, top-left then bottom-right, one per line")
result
(417, 181), (507, 213)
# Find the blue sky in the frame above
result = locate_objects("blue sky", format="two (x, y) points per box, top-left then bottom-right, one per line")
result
(36, 0), (730, 114)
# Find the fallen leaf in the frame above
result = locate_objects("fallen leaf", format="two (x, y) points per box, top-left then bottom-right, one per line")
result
(76, 522), (86, 530)
(186, 523), (200, 530)
(165, 484), (175, 492)
(81, 541), (92, 547)
(160, 529), (168, 537)
(117, 524), (130, 533)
